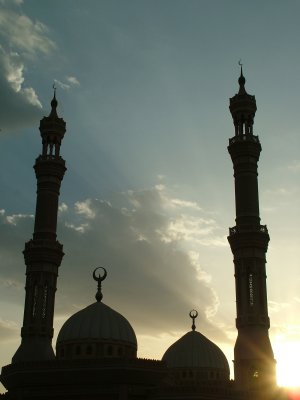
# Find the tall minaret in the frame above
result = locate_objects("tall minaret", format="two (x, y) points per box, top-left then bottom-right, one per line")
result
(12, 91), (66, 363)
(227, 67), (276, 390)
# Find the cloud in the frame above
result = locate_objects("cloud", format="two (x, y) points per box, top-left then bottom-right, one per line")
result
(268, 300), (290, 314)
(0, 46), (43, 131)
(59, 203), (68, 213)
(0, 186), (230, 346)
(0, 4), (56, 132)
(66, 76), (80, 86)
(287, 160), (300, 172)
(0, 318), (18, 341)
(263, 187), (296, 197)
(0, 0), (24, 7)
(0, 7), (55, 57)
(56, 187), (228, 343)
(54, 79), (71, 90)
(54, 76), (80, 91)
(74, 199), (96, 219)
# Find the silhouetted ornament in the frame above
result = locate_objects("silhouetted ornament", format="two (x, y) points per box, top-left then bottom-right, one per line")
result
(56, 268), (137, 360)
(238, 61), (246, 94)
(93, 267), (107, 302)
(189, 309), (198, 331)
(51, 84), (58, 111)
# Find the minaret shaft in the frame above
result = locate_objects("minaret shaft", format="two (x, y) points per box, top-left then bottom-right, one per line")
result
(33, 158), (64, 238)
(231, 141), (260, 226)
(12, 95), (66, 363)
(228, 71), (276, 391)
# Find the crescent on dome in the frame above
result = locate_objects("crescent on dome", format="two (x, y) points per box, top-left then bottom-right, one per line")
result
(93, 267), (107, 283)
(189, 309), (198, 319)
(189, 309), (198, 331)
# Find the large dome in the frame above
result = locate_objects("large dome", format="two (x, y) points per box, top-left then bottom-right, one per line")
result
(56, 268), (137, 360)
(57, 301), (137, 344)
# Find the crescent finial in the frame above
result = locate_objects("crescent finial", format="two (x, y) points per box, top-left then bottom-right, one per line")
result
(189, 309), (198, 331)
(92, 267), (107, 302)
(93, 267), (107, 282)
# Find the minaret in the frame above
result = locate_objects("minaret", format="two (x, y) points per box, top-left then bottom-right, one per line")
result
(12, 91), (66, 363)
(227, 67), (276, 390)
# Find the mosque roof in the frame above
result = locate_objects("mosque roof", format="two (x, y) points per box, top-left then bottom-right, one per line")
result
(57, 301), (137, 347)
(56, 267), (137, 350)
(162, 310), (229, 372)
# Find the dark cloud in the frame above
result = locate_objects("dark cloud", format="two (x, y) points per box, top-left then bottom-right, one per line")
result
(56, 188), (228, 343)
(0, 187), (230, 345)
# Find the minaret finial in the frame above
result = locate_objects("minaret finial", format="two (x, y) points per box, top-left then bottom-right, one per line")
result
(50, 82), (58, 113)
(189, 309), (198, 331)
(238, 59), (243, 74)
(238, 59), (246, 92)
(93, 267), (107, 302)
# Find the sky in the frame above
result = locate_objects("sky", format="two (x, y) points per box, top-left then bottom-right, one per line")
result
(1, 0), (300, 390)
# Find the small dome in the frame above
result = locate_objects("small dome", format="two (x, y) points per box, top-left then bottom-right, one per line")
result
(56, 268), (137, 360)
(162, 330), (229, 372)
(162, 310), (230, 385)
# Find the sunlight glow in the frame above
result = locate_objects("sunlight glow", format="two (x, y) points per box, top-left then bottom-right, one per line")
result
(274, 340), (300, 388)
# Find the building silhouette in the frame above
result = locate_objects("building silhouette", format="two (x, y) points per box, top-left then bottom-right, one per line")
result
(228, 66), (276, 391)
(0, 72), (288, 399)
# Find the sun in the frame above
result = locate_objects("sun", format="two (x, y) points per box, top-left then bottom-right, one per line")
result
(273, 340), (300, 388)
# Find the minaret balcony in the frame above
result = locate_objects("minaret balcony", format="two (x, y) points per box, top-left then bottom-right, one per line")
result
(229, 134), (260, 145)
(229, 225), (268, 236)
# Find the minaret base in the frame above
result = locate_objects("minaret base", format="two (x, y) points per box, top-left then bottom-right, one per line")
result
(12, 337), (55, 363)
(234, 328), (276, 391)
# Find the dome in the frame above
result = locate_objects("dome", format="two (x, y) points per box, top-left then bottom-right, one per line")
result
(57, 301), (137, 346)
(162, 330), (229, 372)
(162, 310), (230, 384)
(56, 268), (137, 360)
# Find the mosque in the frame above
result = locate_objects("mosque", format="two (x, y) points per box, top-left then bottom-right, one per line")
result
(0, 70), (288, 399)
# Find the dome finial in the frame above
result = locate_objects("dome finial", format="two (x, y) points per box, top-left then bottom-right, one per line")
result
(189, 309), (198, 331)
(93, 267), (107, 302)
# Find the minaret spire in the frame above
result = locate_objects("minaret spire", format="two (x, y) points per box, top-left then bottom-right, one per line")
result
(50, 84), (58, 117)
(227, 68), (276, 392)
(12, 92), (67, 363)
(238, 60), (246, 94)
